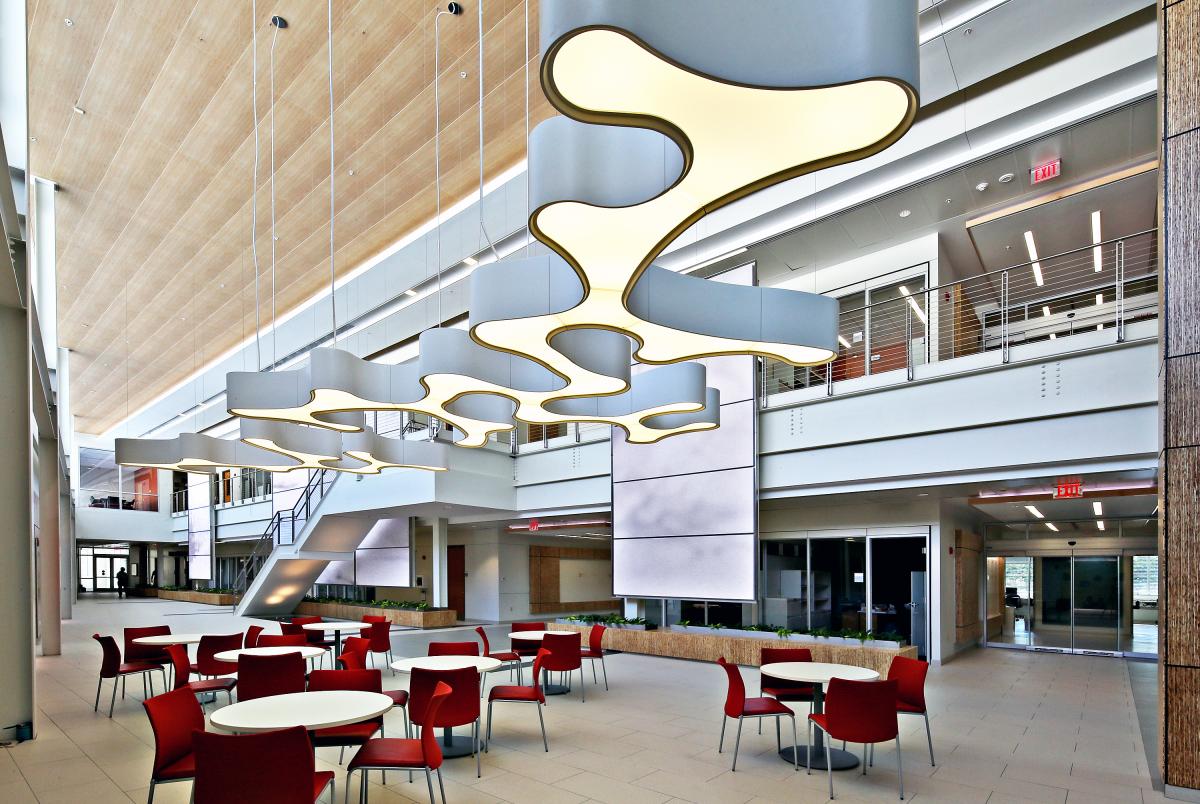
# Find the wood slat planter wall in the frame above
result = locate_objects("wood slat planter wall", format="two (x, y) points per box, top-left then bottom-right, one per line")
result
(549, 624), (916, 676)
(295, 601), (457, 629)
(529, 600), (620, 615)
(158, 589), (237, 606)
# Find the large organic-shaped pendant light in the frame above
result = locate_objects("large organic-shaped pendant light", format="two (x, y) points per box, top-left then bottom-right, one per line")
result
(120, 0), (919, 469)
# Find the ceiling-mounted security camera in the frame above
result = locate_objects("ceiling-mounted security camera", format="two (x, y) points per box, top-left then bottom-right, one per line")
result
(1067, 540), (1077, 547)
(447, 2), (463, 13)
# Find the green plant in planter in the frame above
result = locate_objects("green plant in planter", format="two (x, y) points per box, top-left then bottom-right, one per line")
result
(774, 627), (793, 638)
(839, 629), (872, 642)
(708, 623), (725, 630)
(874, 630), (906, 644)
(675, 619), (691, 628)
(809, 627), (833, 638)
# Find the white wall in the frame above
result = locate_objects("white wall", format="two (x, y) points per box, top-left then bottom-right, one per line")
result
(937, 500), (985, 662)
(559, 558), (612, 601)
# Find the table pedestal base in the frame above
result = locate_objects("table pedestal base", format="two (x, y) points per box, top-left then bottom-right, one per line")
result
(778, 745), (861, 770)
(436, 728), (479, 758)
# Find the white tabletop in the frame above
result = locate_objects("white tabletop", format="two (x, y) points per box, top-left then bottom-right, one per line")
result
(209, 690), (394, 734)
(301, 621), (370, 633)
(507, 630), (579, 641)
(390, 655), (503, 674)
(213, 646), (328, 662)
(760, 661), (880, 685)
(132, 634), (206, 646)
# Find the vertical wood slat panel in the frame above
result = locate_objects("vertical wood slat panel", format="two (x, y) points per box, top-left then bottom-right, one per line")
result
(1167, 0), (1200, 137)
(1165, 449), (1200, 666)
(1165, 130), (1200, 357)
(1165, 355), (1200, 447)
(1167, 667), (1200, 790)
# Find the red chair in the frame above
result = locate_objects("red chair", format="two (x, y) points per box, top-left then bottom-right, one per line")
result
(364, 620), (395, 673)
(476, 626), (522, 683)
(125, 625), (171, 665)
(192, 634), (242, 678)
(428, 641), (479, 657)
(192, 725), (334, 804)
(580, 624), (609, 691)
(244, 625), (264, 648)
(236, 651), (306, 701)
(92, 634), (166, 717)
(542, 632), (586, 702)
(510, 621), (547, 658)
(289, 616), (335, 667)
(410, 665), (482, 777)
(142, 685), (203, 803)
(486, 648), (549, 753)
(716, 657), (798, 772)
(889, 655), (934, 766)
(257, 633), (307, 648)
(165, 644), (236, 707)
(307, 669), (386, 765)
(346, 681), (452, 804)
(759, 647), (814, 735)
(338, 636), (371, 670)
(807, 677), (903, 800)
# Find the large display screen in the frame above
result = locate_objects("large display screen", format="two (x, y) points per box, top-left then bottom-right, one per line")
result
(186, 471), (212, 580)
(610, 263), (758, 601)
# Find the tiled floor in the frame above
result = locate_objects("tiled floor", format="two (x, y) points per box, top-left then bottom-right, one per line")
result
(0, 598), (1170, 803)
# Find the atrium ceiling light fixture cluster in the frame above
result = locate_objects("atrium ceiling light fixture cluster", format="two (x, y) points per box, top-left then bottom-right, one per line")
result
(117, 0), (919, 475)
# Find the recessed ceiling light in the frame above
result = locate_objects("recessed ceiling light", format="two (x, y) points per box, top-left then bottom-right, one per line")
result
(459, 71), (468, 79)
(73, 105), (86, 115)
(1025, 505), (1044, 518)
(837, 335), (850, 349)
(404, 289), (418, 298)
(219, 283), (225, 289)
(1042, 305), (1051, 317)
(462, 256), (478, 266)
(1091, 210), (1102, 272)
(1024, 230), (1043, 286)
(29, 137), (37, 143)
(1097, 521), (1106, 531)
(917, 492), (929, 497)
(963, 27), (973, 36)
(898, 209), (911, 218)
(998, 172), (1014, 184)
(64, 18), (74, 27)
(944, 197), (952, 204)
(1046, 522), (1059, 532)
(1092, 501), (1103, 516)
(975, 181), (988, 191)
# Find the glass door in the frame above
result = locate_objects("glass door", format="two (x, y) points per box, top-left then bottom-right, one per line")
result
(1036, 556), (1074, 650)
(1072, 556), (1120, 654)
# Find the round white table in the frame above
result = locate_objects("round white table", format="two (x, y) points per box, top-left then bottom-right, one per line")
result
(302, 621), (370, 654)
(389, 655), (502, 757)
(210, 690), (393, 734)
(132, 633), (206, 646)
(507, 630), (580, 695)
(760, 661), (880, 771)
(214, 646), (328, 662)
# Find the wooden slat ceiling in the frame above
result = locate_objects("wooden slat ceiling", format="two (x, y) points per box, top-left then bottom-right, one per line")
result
(27, 0), (552, 434)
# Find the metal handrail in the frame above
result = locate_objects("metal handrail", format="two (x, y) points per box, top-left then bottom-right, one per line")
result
(231, 468), (335, 600)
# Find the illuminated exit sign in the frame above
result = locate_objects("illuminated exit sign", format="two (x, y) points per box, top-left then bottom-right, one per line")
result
(1054, 479), (1083, 499)
(1030, 159), (1062, 185)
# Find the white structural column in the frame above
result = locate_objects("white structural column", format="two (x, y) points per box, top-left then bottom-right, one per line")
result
(0, 256), (35, 734)
(56, 346), (72, 621)
(37, 434), (61, 656)
(430, 517), (449, 609)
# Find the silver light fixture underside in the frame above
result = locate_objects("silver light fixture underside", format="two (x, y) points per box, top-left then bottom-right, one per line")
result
(117, 0), (918, 474)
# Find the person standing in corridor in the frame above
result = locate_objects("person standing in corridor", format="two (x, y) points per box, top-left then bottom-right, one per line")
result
(116, 567), (129, 599)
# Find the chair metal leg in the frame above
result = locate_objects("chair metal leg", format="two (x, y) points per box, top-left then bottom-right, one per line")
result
(147, 780), (155, 804)
(806, 719), (812, 775)
(122, 676), (126, 699)
(142, 672), (148, 699)
(436, 767), (447, 804)
(339, 746), (345, 765)
(537, 702), (549, 752)
(897, 734), (904, 799)
(344, 769), (351, 804)
(328, 779), (335, 804)
(362, 769), (370, 804)
(731, 717), (744, 771)
(94, 678), (102, 711)
(775, 716), (781, 752)
(109, 678), (118, 717)
(424, 767), (436, 804)
(863, 744), (868, 775)
(486, 701), (493, 751)
(580, 667), (585, 702)
(718, 715), (726, 752)
(790, 715), (799, 772)
(591, 658), (598, 684)
(825, 737), (834, 800)
(475, 718), (481, 778)
(601, 656), (608, 691)
(923, 711), (935, 766)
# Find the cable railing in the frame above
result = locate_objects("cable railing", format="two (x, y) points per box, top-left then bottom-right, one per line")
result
(763, 229), (1157, 403)
(231, 468), (338, 601)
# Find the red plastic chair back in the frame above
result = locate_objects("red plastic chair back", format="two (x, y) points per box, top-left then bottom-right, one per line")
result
(420, 682), (453, 771)
(823, 677), (899, 744)
(193, 726), (317, 804)
(196, 634), (242, 676)
(93, 634), (122, 678)
(588, 624), (606, 654)
(531, 649), (549, 701)
(289, 616), (328, 646)
(244, 625), (264, 649)
(236, 652), (306, 701)
(428, 641), (480, 657)
(257, 634), (307, 648)
(410, 666), (479, 728)
(361, 615), (388, 624)
(760, 647), (813, 692)
(307, 668), (383, 694)
(366, 621), (392, 653)
(143, 686), (204, 781)
(165, 644), (191, 689)
(718, 657), (746, 718)
(338, 636), (370, 670)
(888, 655), (929, 713)
(541, 632), (581, 672)
(278, 622), (306, 638)
(512, 622), (547, 632)
(125, 625), (171, 663)
(474, 626), (494, 655)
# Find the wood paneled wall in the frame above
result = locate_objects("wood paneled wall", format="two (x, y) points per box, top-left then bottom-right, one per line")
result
(954, 530), (983, 645)
(1161, 0), (1200, 791)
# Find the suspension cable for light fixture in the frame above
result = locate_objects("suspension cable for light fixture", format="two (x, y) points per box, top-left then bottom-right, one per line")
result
(269, 16), (284, 370)
(524, 0), (530, 256)
(327, 0), (337, 345)
(250, 0), (262, 371)
(433, 5), (457, 328)
(477, 0), (498, 261)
